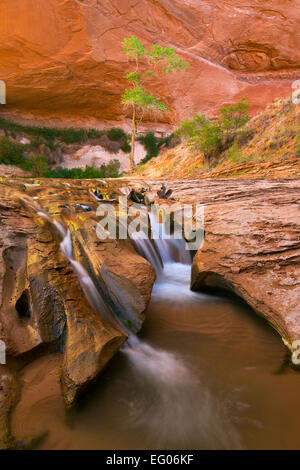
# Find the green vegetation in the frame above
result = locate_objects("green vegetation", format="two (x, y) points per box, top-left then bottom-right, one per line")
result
(0, 118), (102, 143)
(46, 160), (120, 179)
(0, 117), (131, 146)
(0, 135), (121, 178)
(99, 159), (121, 178)
(0, 116), (181, 174)
(176, 99), (250, 166)
(47, 166), (105, 179)
(0, 137), (49, 175)
(106, 128), (131, 153)
(220, 99), (250, 134)
(31, 154), (49, 177)
(0, 137), (25, 166)
(137, 132), (181, 165)
(122, 35), (189, 171)
(139, 132), (160, 159)
(106, 127), (126, 142)
(227, 141), (250, 164)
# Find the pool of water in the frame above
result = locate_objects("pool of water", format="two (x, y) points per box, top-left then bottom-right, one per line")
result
(11, 262), (300, 450)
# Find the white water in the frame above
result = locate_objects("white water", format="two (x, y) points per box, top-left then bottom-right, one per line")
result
(59, 228), (122, 331)
(122, 263), (242, 448)
(24, 197), (122, 332)
(122, 216), (242, 448)
(132, 211), (191, 276)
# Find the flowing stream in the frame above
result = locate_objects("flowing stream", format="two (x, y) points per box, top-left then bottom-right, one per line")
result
(11, 200), (300, 450)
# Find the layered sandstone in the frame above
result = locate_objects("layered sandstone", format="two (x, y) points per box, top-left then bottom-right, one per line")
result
(0, 178), (155, 409)
(0, 0), (299, 127)
(146, 179), (300, 357)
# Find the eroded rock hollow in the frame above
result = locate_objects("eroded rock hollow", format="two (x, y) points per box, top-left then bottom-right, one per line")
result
(0, 0), (299, 126)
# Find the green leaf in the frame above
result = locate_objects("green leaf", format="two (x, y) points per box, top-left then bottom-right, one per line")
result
(220, 98), (250, 132)
(122, 36), (145, 59)
(147, 44), (189, 73)
(125, 72), (141, 84)
(122, 86), (168, 112)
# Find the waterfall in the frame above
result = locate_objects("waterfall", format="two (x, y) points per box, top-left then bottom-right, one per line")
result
(132, 238), (163, 274)
(132, 209), (191, 274)
(23, 195), (242, 448)
(24, 197), (124, 333)
(59, 229), (124, 332)
(122, 213), (242, 449)
(122, 211), (198, 443)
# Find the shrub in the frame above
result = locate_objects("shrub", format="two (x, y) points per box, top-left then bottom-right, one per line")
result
(98, 135), (122, 153)
(46, 161), (120, 179)
(139, 132), (160, 158)
(86, 128), (104, 140)
(220, 98), (250, 133)
(107, 128), (127, 142)
(46, 166), (103, 179)
(177, 114), (222, 164)
(139, 154), (154, 165)
(121, 140), (131, 153)
(20, 157), (34, 172)
(0, 118), (133, 151)
(100, 159), (121, 177)
(31, 154), (49, 177)
(161, 133), (181, 149)
(0, 137), (24, 165)
(176, 99), (250, 166)
(58, 128), (87, 144)
(227, 140), (251, 164)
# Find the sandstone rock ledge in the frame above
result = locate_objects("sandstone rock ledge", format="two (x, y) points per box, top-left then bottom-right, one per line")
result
(150, 179), (300, 360)
(0, 179), (155, 412)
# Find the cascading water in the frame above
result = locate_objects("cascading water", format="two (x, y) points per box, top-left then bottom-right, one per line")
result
(59, 229), (122, 331)
(24, 196), (242, 448)
(15, 196), (298, 450)
(24, 198), (123, 333)
(149, 211), (191, 267)
(131, 210), (191, 275)
(122, 209), (242, 449)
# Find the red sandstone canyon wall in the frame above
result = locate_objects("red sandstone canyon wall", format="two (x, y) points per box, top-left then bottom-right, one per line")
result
(0, 0), (299, 126)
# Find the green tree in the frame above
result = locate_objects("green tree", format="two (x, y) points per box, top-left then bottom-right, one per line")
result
(177, 114), (222, 165)
(0, 137), (24, 165)
(122, 36), (189, 171)
(31, 154), (49, 177)
(220, 98), (250, 134)
(177, 99), (250, 166)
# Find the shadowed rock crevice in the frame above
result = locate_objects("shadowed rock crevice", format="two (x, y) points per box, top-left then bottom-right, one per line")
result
(15, 290), (31, 319)
(191, 268), (285, 335)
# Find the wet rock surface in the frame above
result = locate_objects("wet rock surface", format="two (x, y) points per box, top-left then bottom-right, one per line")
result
(1, 175), (300, 447)
(149, 178), (300, 350)
(0, 178), (155, 411)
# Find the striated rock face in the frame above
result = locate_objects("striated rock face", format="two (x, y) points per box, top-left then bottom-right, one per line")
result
(0, 0), (299, 126)
(154, 179), (300, 354)
(134, 97), (300, 180)
(0, 178), (155, 407)
(0, 366), (19, 449)
(62, 141), (146, 172)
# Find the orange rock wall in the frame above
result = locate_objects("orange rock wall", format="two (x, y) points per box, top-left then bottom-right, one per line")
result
(0, 0), (299, 127)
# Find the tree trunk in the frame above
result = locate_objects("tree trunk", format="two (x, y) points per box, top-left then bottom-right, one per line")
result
(130, 104), (136, 172)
